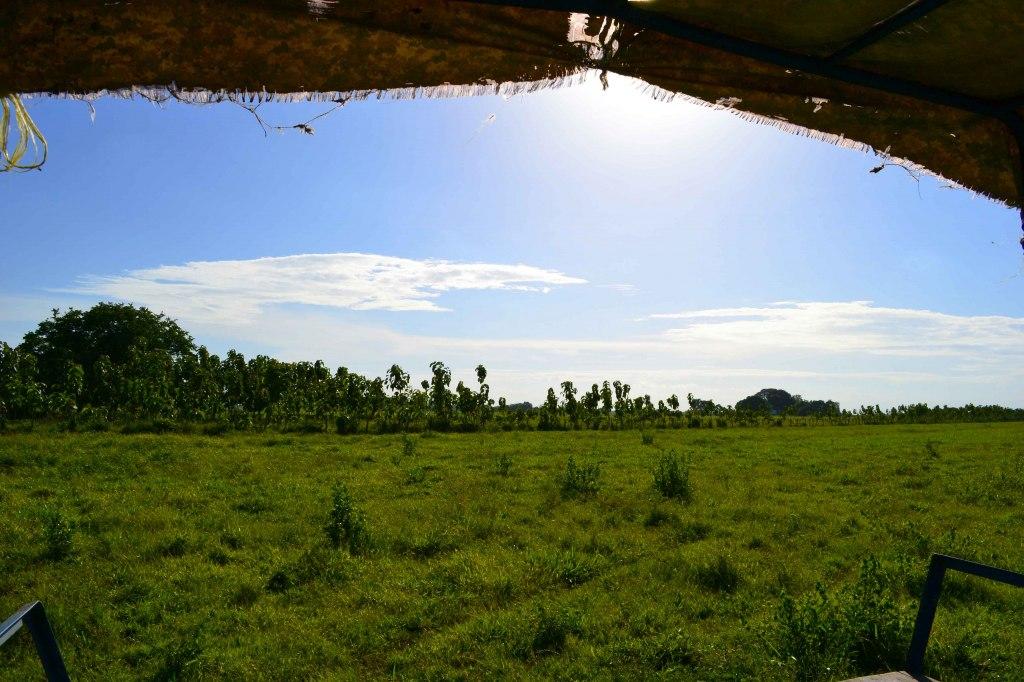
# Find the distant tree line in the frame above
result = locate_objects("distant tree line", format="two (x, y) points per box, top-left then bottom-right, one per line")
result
(2, 304), (1022, 433)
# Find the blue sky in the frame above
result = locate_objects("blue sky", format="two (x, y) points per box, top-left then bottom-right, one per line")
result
(2, 74), (1023, 407)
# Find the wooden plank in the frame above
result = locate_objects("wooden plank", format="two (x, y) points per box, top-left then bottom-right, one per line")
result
(842, 672), (939, 682)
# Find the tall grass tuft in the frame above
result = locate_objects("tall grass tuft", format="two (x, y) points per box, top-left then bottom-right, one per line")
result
(653, 450), (692, 502)
(557, 455), (600, 498)
(41, 507), (73, 560)
(324, 483), (371, 554)
(771, 555), (910, 681)
(694, 554), (741, 593)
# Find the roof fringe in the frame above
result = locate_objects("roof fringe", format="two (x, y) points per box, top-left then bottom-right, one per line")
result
(21, 72), (590, 106)
(21, 69), (990, 203)
(627, 79), (987, 203)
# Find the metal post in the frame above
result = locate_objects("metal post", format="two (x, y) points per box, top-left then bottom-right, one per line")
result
(0, 602), (70, 682)
(906, 556), (946, 676)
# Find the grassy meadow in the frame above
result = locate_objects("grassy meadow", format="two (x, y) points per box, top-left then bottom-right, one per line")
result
(1, 424), (1023, 680)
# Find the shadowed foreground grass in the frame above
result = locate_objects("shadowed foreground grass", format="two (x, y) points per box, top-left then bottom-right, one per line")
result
(1, 424), (1023, 680)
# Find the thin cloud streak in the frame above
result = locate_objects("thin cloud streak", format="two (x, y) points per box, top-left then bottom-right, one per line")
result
(644, 301), (1024, 357)
(67, 252), (587, 322)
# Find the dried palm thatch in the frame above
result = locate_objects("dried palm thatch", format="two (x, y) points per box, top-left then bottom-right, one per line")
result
(1, 0), (1022, 213)
(1, 95), (47, 172)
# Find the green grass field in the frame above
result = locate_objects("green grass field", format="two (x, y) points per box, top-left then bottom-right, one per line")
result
(2, 424), (1023, 680)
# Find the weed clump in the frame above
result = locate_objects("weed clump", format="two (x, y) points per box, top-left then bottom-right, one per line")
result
(644, 506), (675, 528)
(120, 418), (176, 435)
(653, 450), (692, 502)
(641, 432), (655, 446)
(231, 584), (260, 607)
(158, 536), (189, 558)
(404, 466), (426, 485)
(41, 507), (73, 560)
(511, 605), (583, 659)
(557, 455), (600, 498)
(532, 547), (601, 587)
(676, 521), (713, 544)
(495, 453), (512, 476)
(324, 483), (371, 554)
(267, 547), (352, 593)
(694, 555), (741, 593)
(649, 628), (698, 671)
(266, 570), (294, 593)
(771, 556), (910, 681)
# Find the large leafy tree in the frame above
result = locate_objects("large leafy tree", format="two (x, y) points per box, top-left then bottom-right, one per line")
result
(20, 303), (195, 397)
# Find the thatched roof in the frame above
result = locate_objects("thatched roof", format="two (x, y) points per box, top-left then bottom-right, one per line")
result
(2, 1), (1023, 207)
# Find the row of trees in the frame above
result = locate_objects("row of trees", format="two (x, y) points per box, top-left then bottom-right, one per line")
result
(2, 303), (1023, 432)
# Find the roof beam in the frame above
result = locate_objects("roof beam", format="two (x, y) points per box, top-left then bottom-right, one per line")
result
(826, 0), (957, 64)
(1000, 94), (1024, 111)
(456, 0), (1002, 119)
(456, 0), (1024, 209)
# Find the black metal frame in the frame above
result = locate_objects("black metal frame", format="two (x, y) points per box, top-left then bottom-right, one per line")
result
(458, 0), (1015, 116)
(906, 554), (1024, 677)
(825, 0), (958, 63)
(0, 601), (70, 681)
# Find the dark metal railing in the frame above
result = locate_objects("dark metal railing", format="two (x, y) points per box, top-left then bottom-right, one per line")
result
(906, 554), (1024, 676)
(0, 601), (70, 681)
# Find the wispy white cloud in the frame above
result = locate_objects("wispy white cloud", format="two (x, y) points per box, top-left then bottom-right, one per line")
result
(643, 300), (1024, 357)
(67, 252), (586, 322)
(597, 283), (640, 295)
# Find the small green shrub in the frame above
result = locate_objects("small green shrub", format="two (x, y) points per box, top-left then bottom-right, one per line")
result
(641, 432), (655, 446)
(531, 606), (581, 656)
(121, 418), (176, 435)
(233, 495), (271, 515)
(676, 521), (713, 544)
(266, 570), (294, 593)
(496, 453), (512, 476)
(650, 629), (698, 671)
(404, 466), (426, 485)
(774, 585), (849, 681)
(219, 531), (243, 550)
(335, 415), (357, 435)
(512, 606), (583, 659)
(397, 528), (458, 559)
(532, 547), (600, 587)
(153, 634), (204, 682)
(644, 506), (675, 528)
(771, 556), (910, 681)
(694, 555), (740, 593)
(202, 421), (231, 436)
(266, 547), (351, 593)
(41, 508), (73, 560)
(557, 455), (600, 498)
(324, 483), (371, 554)
(158, 536), (188, 558)
(402, 435), (418, 458)
(653, 451), (692, 502)
(231, 584), (260, 607)
(281, 420), (325, 434)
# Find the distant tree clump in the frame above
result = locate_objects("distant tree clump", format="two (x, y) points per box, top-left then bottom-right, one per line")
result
(2, 303), (1021, 433)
